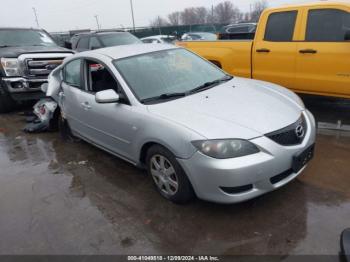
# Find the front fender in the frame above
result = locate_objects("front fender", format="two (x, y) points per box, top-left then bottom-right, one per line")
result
(131, 113), (205, 163)
(46, 66), (63, 101)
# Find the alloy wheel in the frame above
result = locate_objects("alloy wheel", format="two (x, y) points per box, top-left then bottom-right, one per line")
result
(150, 154), (179, 196)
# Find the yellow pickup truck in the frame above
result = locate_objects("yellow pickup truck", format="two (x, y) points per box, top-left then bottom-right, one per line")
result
(178, 2), (350, 99)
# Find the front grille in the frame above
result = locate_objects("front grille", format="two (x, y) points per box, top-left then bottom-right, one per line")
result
(25, 58), (64, 77)
(265, 115), (307, 146)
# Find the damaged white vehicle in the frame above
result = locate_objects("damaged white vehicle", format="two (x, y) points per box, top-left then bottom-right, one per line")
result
(46, 44), (316, 204)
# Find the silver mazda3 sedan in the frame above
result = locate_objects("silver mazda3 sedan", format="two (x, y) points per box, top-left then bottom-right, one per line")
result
(46, 44), (316, 204)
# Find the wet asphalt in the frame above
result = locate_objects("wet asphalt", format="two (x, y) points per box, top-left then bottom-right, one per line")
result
(0, 95), (349, 255)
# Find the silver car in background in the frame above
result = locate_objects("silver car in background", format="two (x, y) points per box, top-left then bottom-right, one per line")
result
(141, 35), (176, 44)
(46, 44), (316, 204)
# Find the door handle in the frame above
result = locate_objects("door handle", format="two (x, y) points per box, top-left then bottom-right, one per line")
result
(81, 102), (91, 110)
(256, 48), (270, 53)
(299, 49), (317, 54)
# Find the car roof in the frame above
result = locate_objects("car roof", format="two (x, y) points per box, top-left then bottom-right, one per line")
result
(185, 32), (215, 35)
(225, 23), (257, 27)
(81, 44), (179, 60)
(142, 35), (174, 39)
(76, 31), (128, 38)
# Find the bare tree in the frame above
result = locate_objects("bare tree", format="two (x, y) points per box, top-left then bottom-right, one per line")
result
(180, 8), (197, 25)
(194, 7), (209, 24)
(168, 11), (181, 26)
(250, 0), (268, 22)
(214, 1), (241, 24)
(150, 16), (169, 27)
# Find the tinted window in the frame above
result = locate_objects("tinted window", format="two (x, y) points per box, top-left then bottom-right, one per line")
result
(228, 26), (249, 33)
(306, 9), (350, 41)
(64, 60), (81, 88)
(142, 39), (154, 43)
(161, 37), (175, 43)
(89, 37), (101, 50)
(77, 37), (89, 49)
(265, 11), (297, 41)
(99, 33), (141, 47)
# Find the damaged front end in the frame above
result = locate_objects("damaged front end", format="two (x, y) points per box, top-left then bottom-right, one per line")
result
(23, 66), (63, 133)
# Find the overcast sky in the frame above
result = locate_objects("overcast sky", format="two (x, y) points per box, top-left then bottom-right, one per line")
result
(0, 0), (316, 32)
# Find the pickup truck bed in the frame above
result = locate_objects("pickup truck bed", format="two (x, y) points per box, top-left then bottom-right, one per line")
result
(179, 40), (253, 79)
(179, 1), (350, 99)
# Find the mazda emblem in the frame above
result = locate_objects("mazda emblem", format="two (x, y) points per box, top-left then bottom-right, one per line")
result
(295, 125), (305, 138)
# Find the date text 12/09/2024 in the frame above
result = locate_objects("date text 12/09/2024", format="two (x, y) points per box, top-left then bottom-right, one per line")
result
(127, 256), (220, 261)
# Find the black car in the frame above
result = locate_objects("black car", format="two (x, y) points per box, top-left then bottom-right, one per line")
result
(218, 23), (257, 40)
(73, 31), (142, 52)
(0, 27), (72, 113)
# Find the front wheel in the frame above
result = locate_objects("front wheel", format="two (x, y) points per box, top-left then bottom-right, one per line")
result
(146, 145), (194, 204)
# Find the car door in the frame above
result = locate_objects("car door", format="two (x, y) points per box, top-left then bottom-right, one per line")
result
(61, 58), (91, 137)
(253, 8), (301, 89)
(75, 59), (137, 160)
(296, 6), (350, 97)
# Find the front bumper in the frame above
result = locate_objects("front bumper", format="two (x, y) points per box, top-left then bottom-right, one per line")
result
(178, 110), (316, 204)
(2, 77), (46, 101)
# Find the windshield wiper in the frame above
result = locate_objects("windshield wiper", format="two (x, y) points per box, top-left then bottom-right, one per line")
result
(141, 92), (187, 104)
(188, 75), (233, 94)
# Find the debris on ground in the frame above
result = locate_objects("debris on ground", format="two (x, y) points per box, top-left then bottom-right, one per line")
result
(67, 161), (89, 166)
(23, 98), (58, 133)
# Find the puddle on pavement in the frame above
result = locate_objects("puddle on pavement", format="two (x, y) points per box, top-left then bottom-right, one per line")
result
(0, 113), (349, 255)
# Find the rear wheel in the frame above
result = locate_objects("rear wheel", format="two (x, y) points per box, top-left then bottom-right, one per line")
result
(0, 91), (16, 113)
(146, 145), (194, 204)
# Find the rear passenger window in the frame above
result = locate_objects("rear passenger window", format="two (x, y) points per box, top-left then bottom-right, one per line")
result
(77, 37), (89, 49)
(64, 59), (82, 88)
(264, 11), (297, 41)
(89, 37), (101, 50)
(306, 9), (350, 41)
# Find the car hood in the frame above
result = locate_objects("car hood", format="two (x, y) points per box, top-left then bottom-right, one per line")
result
(147, 77), (304, 140)
(0, 46), (72, 58)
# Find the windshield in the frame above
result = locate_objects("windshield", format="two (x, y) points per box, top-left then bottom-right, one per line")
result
(114, 49), (227, 103)
(99, 33), (141, 47)
(0, 29), (57, 47)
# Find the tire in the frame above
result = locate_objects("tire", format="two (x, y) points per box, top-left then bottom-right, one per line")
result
(58, 112), (79, 142)
(0, 91), (16, 113)
(146, 145), (195, 204)
(48, 108), (60, 132)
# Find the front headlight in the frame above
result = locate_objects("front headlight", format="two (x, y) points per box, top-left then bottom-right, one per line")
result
(191, 139), (260, 159)
(1, 58), (21, 76)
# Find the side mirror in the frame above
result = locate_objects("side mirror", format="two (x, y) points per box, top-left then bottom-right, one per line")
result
(95, 89), (120, 104)
(41, 83), (48, 93)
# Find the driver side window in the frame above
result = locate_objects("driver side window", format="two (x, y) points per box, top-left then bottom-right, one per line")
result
(85, 60), (118, 92)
